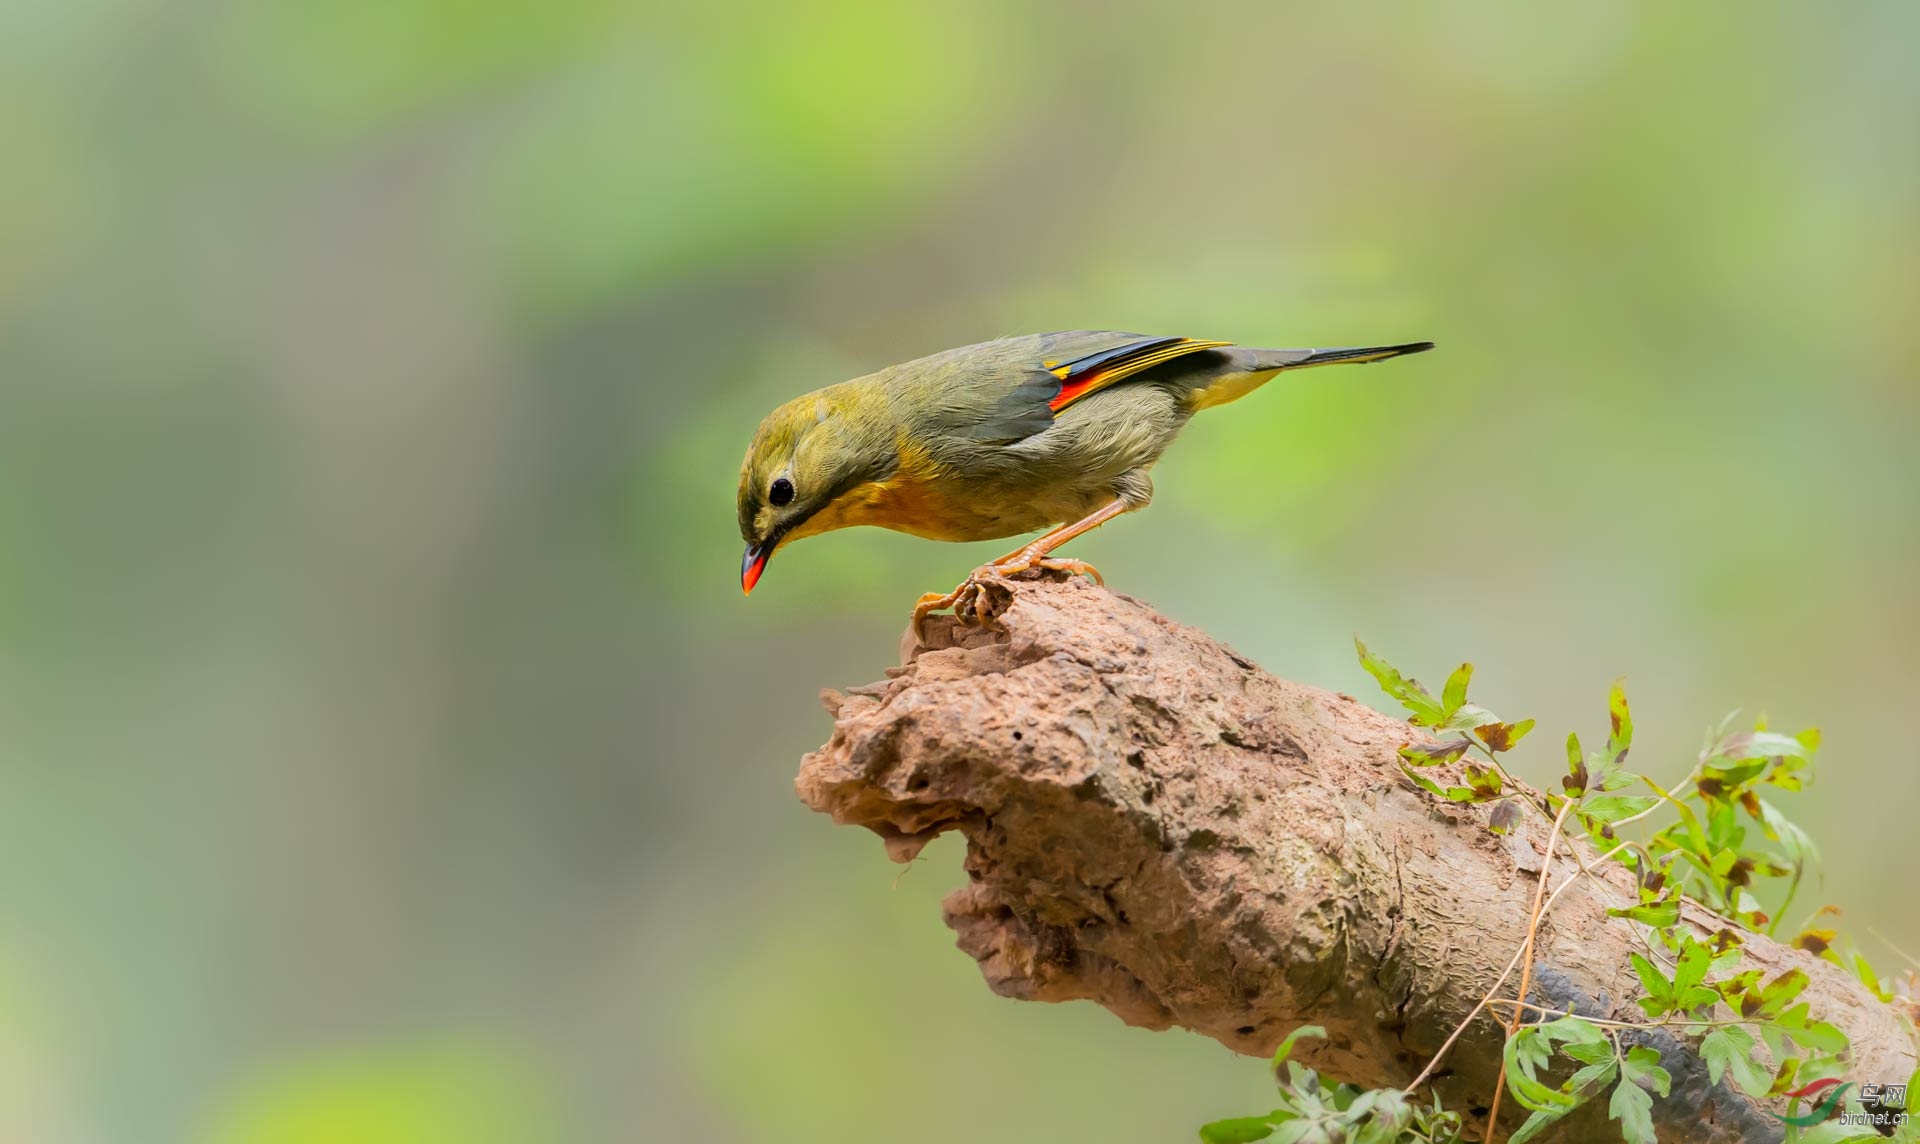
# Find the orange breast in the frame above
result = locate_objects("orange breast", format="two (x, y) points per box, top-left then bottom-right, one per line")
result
(779, 438), (989, 546)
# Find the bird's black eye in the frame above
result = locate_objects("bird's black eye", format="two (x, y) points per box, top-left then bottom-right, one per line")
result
(769, 477), (794, 507)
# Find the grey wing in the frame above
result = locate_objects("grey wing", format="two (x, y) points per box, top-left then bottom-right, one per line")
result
(951, 369), (1061, 442)
(889, 331), (1164, 445)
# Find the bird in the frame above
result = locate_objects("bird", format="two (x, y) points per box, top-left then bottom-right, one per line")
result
(736, 331), (1433, 634)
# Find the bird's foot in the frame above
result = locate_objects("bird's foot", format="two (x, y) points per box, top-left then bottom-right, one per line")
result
(998, 552), (1105, 586)
(912, 569), (1011, 643)
(910, 553), (1105, 643)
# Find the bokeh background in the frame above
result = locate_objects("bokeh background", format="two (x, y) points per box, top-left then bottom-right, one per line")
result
(3, 1), (1917, 1140)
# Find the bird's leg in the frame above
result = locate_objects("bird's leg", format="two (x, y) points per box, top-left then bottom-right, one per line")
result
(985, 497), (1131, 581)
(912, 499), (1133, 639)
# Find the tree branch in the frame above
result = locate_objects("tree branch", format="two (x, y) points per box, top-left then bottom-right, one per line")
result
(796, 576), (1916, 1143)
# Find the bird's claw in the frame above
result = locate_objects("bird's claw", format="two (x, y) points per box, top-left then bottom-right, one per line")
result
(1019, 556), (1104, 586)
(911, 574), (1010, 644)
(910, 554), (1104, 644)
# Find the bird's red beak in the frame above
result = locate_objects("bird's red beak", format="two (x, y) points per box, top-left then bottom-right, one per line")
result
(741, 542), (770, 595)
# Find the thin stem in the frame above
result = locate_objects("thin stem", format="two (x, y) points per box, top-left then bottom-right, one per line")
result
(1769, 862), (1805, 938)
(1481, 999), (1760, 1032)
(1404, 842), (1626, 1095)
(1484, 796), (1577, 1140)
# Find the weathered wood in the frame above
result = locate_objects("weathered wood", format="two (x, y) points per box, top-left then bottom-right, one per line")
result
(797, 576), (1915, 1142)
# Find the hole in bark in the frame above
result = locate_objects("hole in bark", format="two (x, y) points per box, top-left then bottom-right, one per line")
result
(1236, 1025), (1257, 1036)
(909, 775), (929, 792)
(1012, 730), (1023, 740)
(1142, 787), (1156, 805)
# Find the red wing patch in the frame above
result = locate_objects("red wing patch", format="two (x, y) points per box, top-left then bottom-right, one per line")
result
(1046, 337), (1231, 413)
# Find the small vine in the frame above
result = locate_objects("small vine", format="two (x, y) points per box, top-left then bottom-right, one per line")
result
(1197, 641), (1918, 1144)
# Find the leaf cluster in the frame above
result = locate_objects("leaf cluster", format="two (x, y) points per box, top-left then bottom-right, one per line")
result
(1197, 642), (1894, 1144)
(1199, 1028), (1464, 1144)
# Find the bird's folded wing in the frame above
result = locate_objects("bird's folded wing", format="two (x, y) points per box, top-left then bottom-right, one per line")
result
(1045, 336), (1231, 413)
(942, 333), (1231, 445)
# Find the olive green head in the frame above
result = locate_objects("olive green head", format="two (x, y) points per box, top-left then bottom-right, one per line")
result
(736, 388), (887, 594)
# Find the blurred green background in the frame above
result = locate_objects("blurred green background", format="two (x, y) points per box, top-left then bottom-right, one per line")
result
(2, 1), (1916, 1140)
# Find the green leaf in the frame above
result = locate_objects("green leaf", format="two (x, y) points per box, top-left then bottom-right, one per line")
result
(1704, 758), (1769, 788)
(1569, 1060), (1620, 1100)
(1630, 952), (1673, 1017)
(1621, 1046), (1671, 1098)
(1508, 1057), (1617, 1144)
(1717, 968), (1762, 1010)
(1199, 1116), (1281, 1144)
(1442, 663), (1472, 716)
(1731, 888), (1770, 932)
(1356, 639), (1445, 725)
(1787, 1019), (1849, 1055)
(1661, 938), (1720, 1010)
(1671, 938), (1710, 995)
(1677, 986), (1722, 1010)
(1702, 1026), (1772, 1097)
(1281, 1061), (1317, 1095)
(1609, 1074), (1656, 1144)
(1851, 952), (1891, 1002)
(1757, 798), (1820, 865)
(1792, 928), (1836, 957)
(1718, 729), (1813, 762)
(1488, 798), (1523, 835)
(1607, 682), (1634, 762)
(1475, 718), (1536, 753)
(1399, 738), (1473, 767)
(1582, 794), (1657, 823)
(1596, 764), (1642, 792)
(1464, 763), (1504, 799)
(1540, 1015), (1611, 1049)
(1508, 1107), (1571, 1144)
(1706, 801), (1740, 849)
(1768, 1055), (1801, 1097)
(1758, 968), (1809, 1017)
(1271, 1025), (1326, 1071)
(1399, 761), (1487, 804)
(1794, 1051), (1848, 1085)
(1511, 1016), (1614, 1093)
(1503, 1027), (1579, 1113)
(1629, 952), (1671, 998)
(1563, 732), (1590, 795)
(1610, 900), (1681, 929)
(1399, 762), (1450, 801)
(1765, 756), (1809, 792)
(1342, 1089), (1416, 1143)
(1441, 704), (1502, 732)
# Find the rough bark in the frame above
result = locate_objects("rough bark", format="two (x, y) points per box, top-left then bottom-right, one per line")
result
(796, 575), (1916, 1142)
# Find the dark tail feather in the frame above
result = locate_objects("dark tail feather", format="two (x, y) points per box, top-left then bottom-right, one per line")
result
(1192, 340), (1434, 411)
(1289, 341), (1435, 368)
